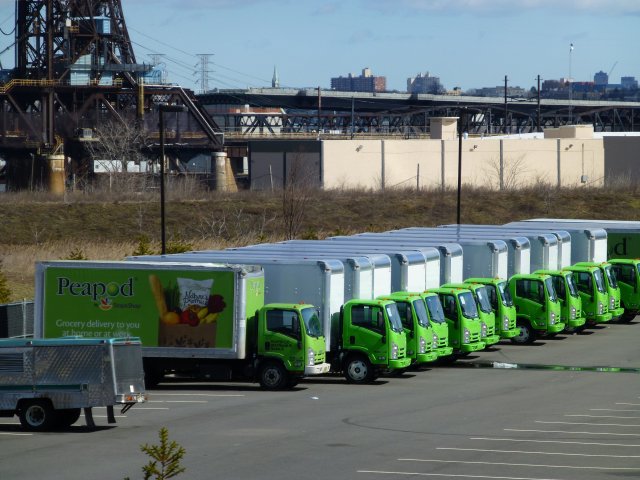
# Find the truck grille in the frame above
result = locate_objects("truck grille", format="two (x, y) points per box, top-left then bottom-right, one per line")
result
(438, 338), (448, 348)
(469, 332), (481, 343)
(315, 351), (326, 364)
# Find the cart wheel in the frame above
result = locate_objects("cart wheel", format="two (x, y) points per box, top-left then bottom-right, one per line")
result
(19, 400), (55, 431)
(56, 408), (81, 428)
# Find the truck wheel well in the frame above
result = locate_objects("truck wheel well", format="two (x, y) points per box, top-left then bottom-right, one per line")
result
(17, 397), (53, 412)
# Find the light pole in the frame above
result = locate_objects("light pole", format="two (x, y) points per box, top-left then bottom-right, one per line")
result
(159, 104), (187, 255)
(456, 108), (467, 225)
(569, 43), (574, 124)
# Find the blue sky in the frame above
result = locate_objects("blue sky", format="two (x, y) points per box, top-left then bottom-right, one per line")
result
(0, 0), (638, 92)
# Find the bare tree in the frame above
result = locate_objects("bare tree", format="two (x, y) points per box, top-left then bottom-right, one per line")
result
(483, 154), (529, 190)
(281, 153), (316, 240)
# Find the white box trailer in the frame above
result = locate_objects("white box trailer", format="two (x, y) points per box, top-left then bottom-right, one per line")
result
(524, 218), (640, 259)
(506, 221), (608, 263)
(390, 228), (531, 276)
(436, 225), (568, 270)
(253, 240), (440, 292)
(184, 250), (377, 301)
(223, 249), (391, 299)
(126, 256), (345, 352)
(339, 234), (464, 284)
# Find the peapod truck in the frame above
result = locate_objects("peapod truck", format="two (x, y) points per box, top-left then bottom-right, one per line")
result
(609, 259), (640, 322)
(35, 261), (330, 390)
(0, 337), (146, 431)
(508, 272), (564, 343)
(464, 278), (519, 340)
(563, 264), (612, 325)
(573, 261), (624, 320)
(533, 269), (586, 332)
(129, 255), (411, 383)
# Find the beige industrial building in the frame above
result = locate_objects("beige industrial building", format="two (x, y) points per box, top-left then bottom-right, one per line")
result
(248, 119), (640, 191)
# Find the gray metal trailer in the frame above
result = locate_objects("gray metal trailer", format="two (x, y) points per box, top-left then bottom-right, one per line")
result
(0, 337), (146, 431)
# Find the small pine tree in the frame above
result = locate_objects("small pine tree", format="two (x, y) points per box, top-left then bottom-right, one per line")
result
(165, 238), (193, 254)
(132, 236), (156, 257)
(140, 427), (186, 480)
(63, 247), (88, 261)
(0, 261), (11, 303)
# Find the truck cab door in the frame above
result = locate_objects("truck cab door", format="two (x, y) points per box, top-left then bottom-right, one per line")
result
(439, 294), (460, 348)
(612, 264), (638, 307)
(515, 279), (544, 324)
(346, 304), (387, 362)
(262, 309), (302, 365)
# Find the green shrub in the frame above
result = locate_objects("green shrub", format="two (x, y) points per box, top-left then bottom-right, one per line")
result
(0, 262), (11, 303)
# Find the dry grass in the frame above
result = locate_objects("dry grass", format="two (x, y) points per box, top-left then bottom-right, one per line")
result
(1, 184), (639, 302)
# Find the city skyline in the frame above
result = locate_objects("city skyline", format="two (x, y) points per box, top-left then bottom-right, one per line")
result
(0, 0), (637, 93)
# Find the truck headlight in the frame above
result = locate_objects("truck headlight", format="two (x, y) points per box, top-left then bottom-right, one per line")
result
(307, 348), (315, 367)
(463, 328), (470, 344)
(598, 302), (604, 314)
(549, 312), (556, 325)
(419, 336), (427, 354)
(503, 316), (510, 330)
(391, 342), (399, 360)
(570, 307), (576, 320)
(481, 322), (487, 338)
(432, 333), (438, 349)
(610, 297), (616, 309)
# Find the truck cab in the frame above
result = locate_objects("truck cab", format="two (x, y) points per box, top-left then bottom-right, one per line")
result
(508, 273), (564, 344)
(534, 270), (586, 332)
(255, 303), (330, 389)
(564, 265), (612, 325)
(426, 287), (486, 356)
(442, 283), (501, 347)
(416, 292), (453, 358)
(609, 259), (640, 322)
(336, 299), (411, 383)
(574, 262), (625, 320)
(378, 292), (439, 366)
(464, 278), (519, 340)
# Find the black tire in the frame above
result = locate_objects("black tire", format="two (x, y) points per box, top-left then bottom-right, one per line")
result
(259, 361), (288, 390)
(287, 376), (300, 388)
(619, 312), (636, 323)
(19, 400), (55, 431)
(511, 321), (536, 345)
(55, 408), (81, 428)
(343, 354), (374, 384)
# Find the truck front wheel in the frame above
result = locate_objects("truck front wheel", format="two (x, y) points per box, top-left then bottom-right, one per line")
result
(259, 362), (289, 390)
(56, 408), (81, 428)
(19, 400), (55, 431)
(511, 321), (536, 345)
(344, 355), (374, 384)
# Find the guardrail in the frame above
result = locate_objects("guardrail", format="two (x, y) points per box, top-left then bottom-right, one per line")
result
(0, 300), (34, 338)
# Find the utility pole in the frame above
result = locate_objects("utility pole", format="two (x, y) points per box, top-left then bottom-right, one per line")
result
(195, 54), (214, 94)
(504, 75), (509, 134)
(537, 75), (542, 132)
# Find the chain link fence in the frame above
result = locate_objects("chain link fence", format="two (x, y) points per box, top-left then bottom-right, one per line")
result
(0, 300), (34, 338)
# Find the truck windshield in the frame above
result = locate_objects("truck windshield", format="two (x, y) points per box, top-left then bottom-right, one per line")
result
(424, 296), (446, 324)
(565, 273), (579, 297)
(385, 303), (405, 333)
(301, 308), (323, 338)
(412, 299), (430, 328)
(498, 281), (514, 307)
(604, 265), (618, 289)
(593, 269), (606, 293)
(474, 287), (494, 314)
(458, 292), (479, 319)
(544, 277), (558, 302)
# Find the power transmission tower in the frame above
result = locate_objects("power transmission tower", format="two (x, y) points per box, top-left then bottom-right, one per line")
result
(195, 54), (214, 94)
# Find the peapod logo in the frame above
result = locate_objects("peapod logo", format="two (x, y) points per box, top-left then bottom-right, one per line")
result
(56, 277), (135, 310)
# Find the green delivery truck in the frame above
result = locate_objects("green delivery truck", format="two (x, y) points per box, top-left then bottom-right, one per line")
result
(533, 269), (586, 332)
(574, 261), (625, 320)
(442, 283), (501, 347)
(418, 292), (454, 358)
(564, 264), (612, 325)
(508, 273), (564, 344)
(426, 286), (486, 356)
(377, 292), (439, 366)
(464, 278), (519, 340)
(609, 259), (640, 322)
(34, 261), (330, 390)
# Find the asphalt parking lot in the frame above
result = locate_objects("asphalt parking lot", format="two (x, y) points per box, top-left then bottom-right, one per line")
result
(1, 320), (639, 480)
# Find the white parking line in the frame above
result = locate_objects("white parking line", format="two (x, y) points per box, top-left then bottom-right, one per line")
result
(617, 403), (640, 406)
(591, 408), (640, 412)
(93, 415), (127, 418)
(471, 437), (640, 447)
(398, 459), (638, 471)
(148, 400), (208, 403)
(358, 471), (565, 480)
(535, 421), (640, 428)
(0, 432), (32, 436)
(437, 447), (640, 458)
(151, 393), (244, 397)
(566, 414), (640, 419)
(505, 428), (640, 437)
(133, 407), (170, 410)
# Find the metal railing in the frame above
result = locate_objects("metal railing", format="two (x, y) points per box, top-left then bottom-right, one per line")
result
(0, 300), (34, 338)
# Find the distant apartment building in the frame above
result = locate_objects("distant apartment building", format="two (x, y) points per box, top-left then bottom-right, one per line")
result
(621, 76), (638, 90)
(594, 71), (608, 86)
(330, 67), (386, 93)
(407, 72), (443, 94)
(470, 86), (526, 98)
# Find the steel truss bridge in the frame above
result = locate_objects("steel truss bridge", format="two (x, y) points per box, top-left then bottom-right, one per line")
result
(199, 88), (640, 137)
